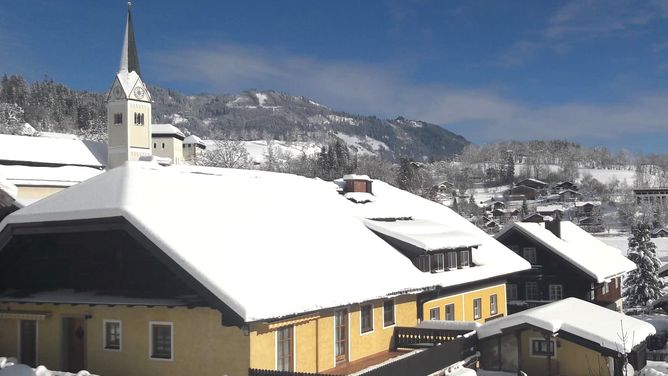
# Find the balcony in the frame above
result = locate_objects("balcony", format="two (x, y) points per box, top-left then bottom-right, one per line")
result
(249, 325), (478, 376)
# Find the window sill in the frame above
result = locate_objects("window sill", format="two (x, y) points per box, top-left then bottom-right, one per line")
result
(150, 355), (174, 362)
(103, 347), (121, 352)
(360, 329), (375, 336)
(383, 322), (396, 329)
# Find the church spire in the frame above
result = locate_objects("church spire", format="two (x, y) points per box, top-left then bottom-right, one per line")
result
(119, 1), (141, 75)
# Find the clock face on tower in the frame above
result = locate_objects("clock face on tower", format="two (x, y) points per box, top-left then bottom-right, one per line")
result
(134, 87), (146, 100)
(113, 86), (123, 99)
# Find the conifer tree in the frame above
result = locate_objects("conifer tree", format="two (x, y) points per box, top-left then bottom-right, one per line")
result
(624, 222), (664, 308)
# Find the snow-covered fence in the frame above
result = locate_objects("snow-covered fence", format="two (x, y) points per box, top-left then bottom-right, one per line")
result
(0, 357), (98, 376)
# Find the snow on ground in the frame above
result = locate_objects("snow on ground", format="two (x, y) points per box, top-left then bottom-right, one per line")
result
(641, 361), (668, 376)
(597, 236), (668, 259)
(469, 186), (510, 206)
(203, 140), (321, 164)
(255, 92), (268, 106)
(635, 314), (668, 334)
(169, 113), (188, 124)
(336, 133), (388, 155)
(578, 168), (637, 185)
(327, 114), (357, 125)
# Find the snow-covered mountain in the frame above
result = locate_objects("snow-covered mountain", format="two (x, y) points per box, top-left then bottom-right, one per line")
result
(149, 88), (470, 159)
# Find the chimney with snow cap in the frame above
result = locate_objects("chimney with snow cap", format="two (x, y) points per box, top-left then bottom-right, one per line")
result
(545, 211), (562, 238)
(343, 174), (373, 194)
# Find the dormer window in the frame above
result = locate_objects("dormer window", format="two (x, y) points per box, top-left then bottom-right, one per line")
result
(460, 251), (470, 268)
(433, 254), (445, 272)
(447, 252), (458, 270)
(418, 255), (430, 272)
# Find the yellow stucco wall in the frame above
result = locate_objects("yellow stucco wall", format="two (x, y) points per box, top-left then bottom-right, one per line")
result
(249, 295), (417, 373)
(422, 283), (507, 323)
(0, 303), (249, 376)
(519, 328), (610, 376)
(16, 186), (65, 200)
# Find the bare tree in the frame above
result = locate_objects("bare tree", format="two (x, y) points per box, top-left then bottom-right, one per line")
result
(197, 140), (253, 169)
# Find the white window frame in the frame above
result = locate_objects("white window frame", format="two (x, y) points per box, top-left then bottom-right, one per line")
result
(433, 253), (445, 272)
(418, 255), (430, 272)
(382, 299), (396, 328)
(444, 303), (455, 321)
(103, 320), (122, 352)
(529, 338), (557, 358)
(275, 325), (294, 372)
(548, 284), (563, 301)
(447, 252), (458, 270)
(507, 284), (518, 301)
(360, 304), (374, 335)
(526, 281), (539, 300)
(429, 307), (440, 321)
(523, 247), (537, 264)
(473, 298), (482, 320)
(490, 294), (498, 315)
(460, 251), (470, 268)
(148, 321), (174, 361)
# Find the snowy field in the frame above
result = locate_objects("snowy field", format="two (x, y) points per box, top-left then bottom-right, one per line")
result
(597, 235), (668, 259)
(203, 140), (321, 164)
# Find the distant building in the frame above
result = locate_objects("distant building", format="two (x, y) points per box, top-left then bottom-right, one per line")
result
(183, 135), (206, 162)
(634, 188), (668, 206)
(515, 178), (548, 190)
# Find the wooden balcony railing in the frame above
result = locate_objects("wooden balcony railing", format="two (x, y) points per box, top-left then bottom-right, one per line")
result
(249, 369), (334, 376)
(392, 326), (473, 350)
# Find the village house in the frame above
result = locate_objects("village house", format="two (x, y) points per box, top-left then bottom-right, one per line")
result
(634, 188), (668, 206)
(477, 298), (654, 376)
(495, 217), (635, 313)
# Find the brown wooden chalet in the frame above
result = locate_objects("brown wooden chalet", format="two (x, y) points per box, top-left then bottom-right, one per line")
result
(506, 185), (538, 200)
(495, 216), (635, 314)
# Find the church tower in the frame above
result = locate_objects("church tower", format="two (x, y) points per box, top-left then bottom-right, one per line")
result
(106, 2), (152, 169)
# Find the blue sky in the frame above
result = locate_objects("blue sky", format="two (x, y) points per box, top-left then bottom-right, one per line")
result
(2, 0), (668, 153)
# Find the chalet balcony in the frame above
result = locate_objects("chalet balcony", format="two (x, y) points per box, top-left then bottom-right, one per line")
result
(249, 325), (478, 376)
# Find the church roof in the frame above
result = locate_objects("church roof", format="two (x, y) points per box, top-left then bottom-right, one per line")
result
(119, 3), (141, 76)
(152, 124), (185, 140)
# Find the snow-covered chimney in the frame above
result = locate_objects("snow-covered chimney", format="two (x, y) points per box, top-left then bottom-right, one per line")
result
(343, 174), (373, 194)
(545, 211), (562, 238)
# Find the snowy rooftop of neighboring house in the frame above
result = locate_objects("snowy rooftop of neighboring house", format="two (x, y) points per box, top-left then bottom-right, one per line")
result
(516, 178), (547, 186)
(497, 221), (636, 283)
(183, 134), (205, 146)
(0, 162), (530, 322)
(0, 134), (106, 168)
(536, 205), (565, 213)
(575, 201), (601, 207)
(363, 218), (482, 251)
(0, 165), (103, 188)
(343, 174), (371, 181)
(152, 123), (185, 139)
(558, 189), (581, 195)
(477, 298), (655, 353)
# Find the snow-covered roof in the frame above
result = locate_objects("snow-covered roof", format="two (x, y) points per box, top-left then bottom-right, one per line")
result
(575, 201), (601, 207)
(558, 189), (581, 195)
(364, 219), (482, 252)
(0, 134), (106, 168)
(0, 163), (529, 322)
(477, 298), (655, 353)
(343, 174), (371, 181)
(183, 134), (205, 146)
(497, 221), (636, 283)
(536, 205), (565, 213)
(0, 165), (103, 187)
(0, 177), (17, 204)
(152, 123), (185, 139)
(516, 178), (547, 186)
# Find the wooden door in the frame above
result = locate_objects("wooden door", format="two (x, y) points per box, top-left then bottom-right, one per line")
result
(63, 318), (85, 372)
(19, 320), (37, 367)
(334, 309), (348, 364)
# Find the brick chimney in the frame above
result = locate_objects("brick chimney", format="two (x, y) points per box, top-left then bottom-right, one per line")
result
(545, 211), (562, 238)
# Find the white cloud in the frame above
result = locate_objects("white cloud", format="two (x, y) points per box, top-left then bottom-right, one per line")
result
(153, 42), (668, 145)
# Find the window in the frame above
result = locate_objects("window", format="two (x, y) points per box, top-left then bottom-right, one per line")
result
(589, 283), (595, 300)
(445, 304), (455, 320)
(531, 339), (555, 357)
(383, 300), (395, 327)
(523, 247), (537, 263)
(433, 253), (445, 272)
(153, 143), (157, 148)
(276, 326), (293, 371)
(418, 255), (430, 272)
(360, 304), (373, 333)
(113, 113), (123, 124)
(103, 320), (121, 351)
(548, 284), (563, 301)
(162, 142), (165, 149)
(526, 281), (539, 300)
(602, 281), (609, 295)
(429, 307), (440, 320)
(149, 322), (173, 360)
(460, 251), (470, 267)
(507, 284), (518, 301)
(134, 112), (145, 126)
(490, 294), (498, 315)
(473, 298), (482, 320)
(447, 252), (458, 269)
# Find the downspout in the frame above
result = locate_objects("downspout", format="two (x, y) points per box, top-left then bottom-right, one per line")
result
(315, 318), (319, 373)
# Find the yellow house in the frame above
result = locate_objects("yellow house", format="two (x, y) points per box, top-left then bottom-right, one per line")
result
(476, 298), (655, 376)
(0, 162), (529, 375)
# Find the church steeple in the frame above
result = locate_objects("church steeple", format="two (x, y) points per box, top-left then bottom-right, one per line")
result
(119, 2), (141, 75)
